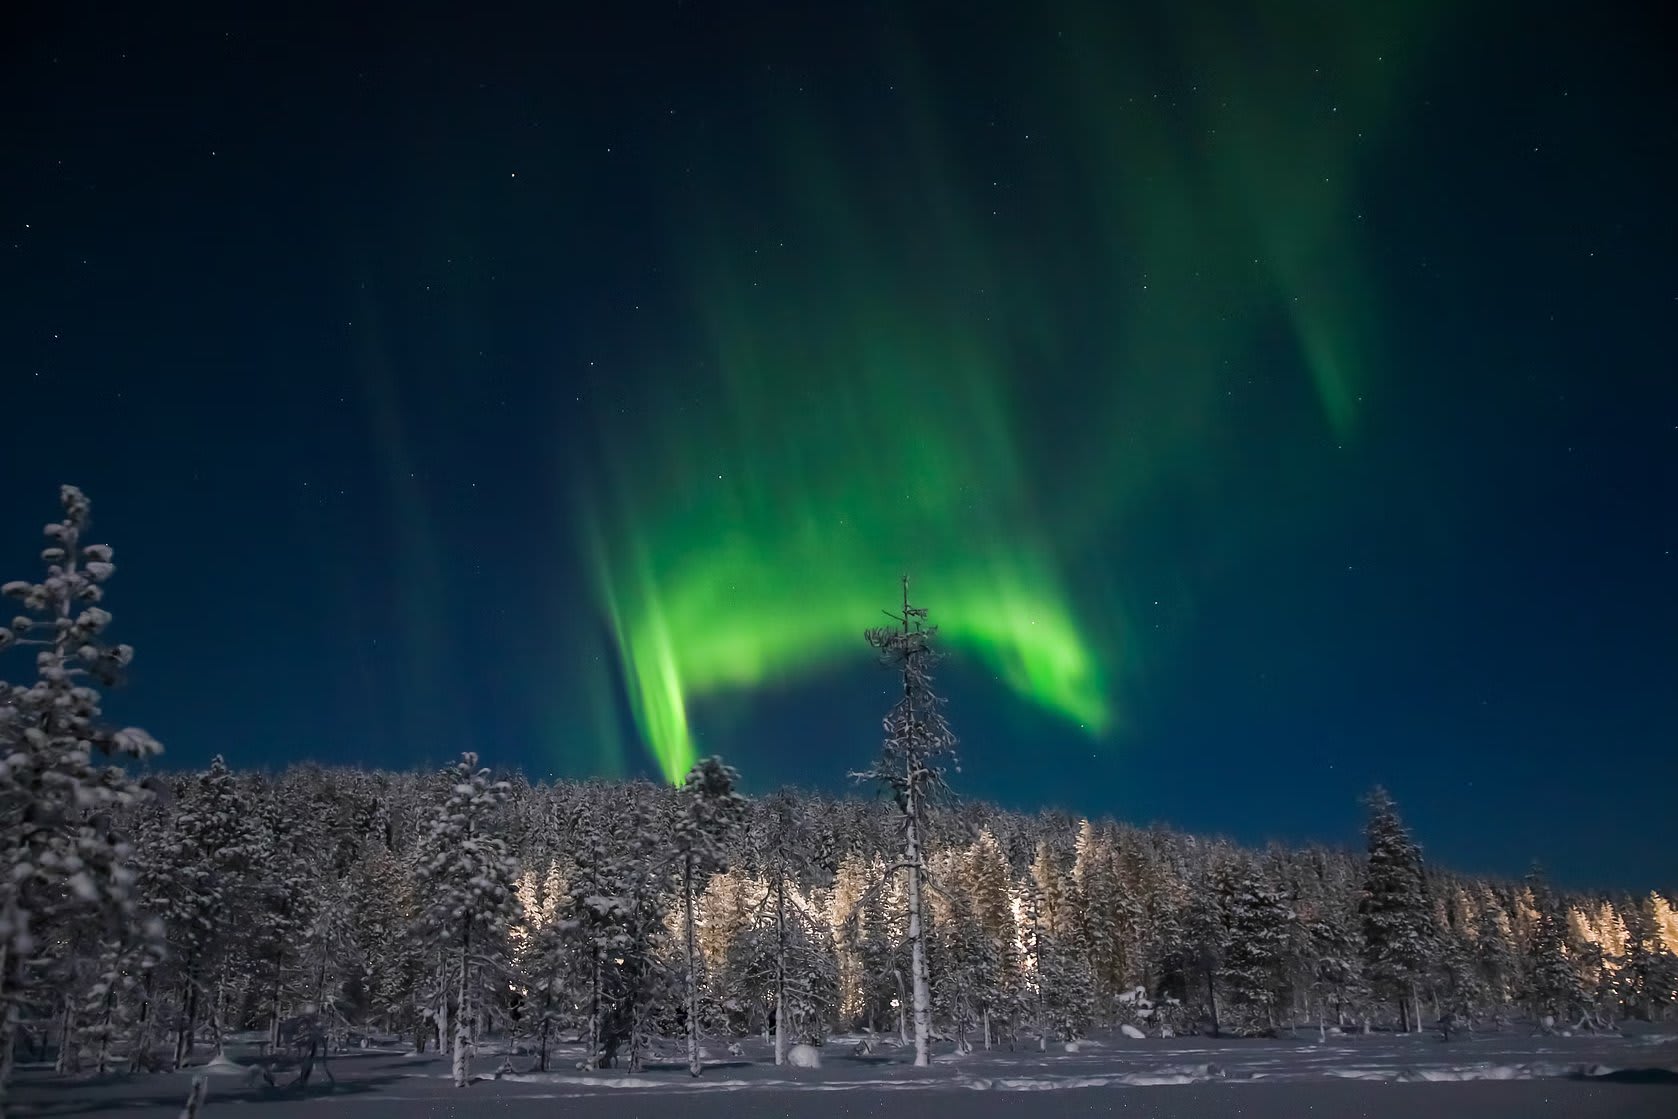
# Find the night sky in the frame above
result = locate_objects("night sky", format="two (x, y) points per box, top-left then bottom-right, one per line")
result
(2, 2), (1673, 890)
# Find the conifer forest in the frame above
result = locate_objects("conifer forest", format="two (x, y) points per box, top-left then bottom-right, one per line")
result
(1, 488), (1674, 1116)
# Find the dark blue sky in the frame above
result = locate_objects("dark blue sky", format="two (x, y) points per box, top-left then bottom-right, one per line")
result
(1, 1), (1673, 890)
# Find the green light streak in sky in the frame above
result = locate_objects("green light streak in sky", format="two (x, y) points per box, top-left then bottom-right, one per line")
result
(583, 1), (1446, 782)
(586, 254), (1110, 782)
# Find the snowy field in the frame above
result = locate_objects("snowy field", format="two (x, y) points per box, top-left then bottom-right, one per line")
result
(9, 1028), (1677, 1117)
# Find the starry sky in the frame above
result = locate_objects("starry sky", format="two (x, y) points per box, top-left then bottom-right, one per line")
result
(2, 1), (1673, 889)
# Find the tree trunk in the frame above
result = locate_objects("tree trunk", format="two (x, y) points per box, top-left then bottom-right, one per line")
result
(132, 970), (155, 1072)
(629, 989), (645, 1074)
(436, 958), (453, 1063)
(95, 984), (116, 1075)
(1205, 967), (1220, 1037)
(268, 956), (284, 1055)
(173, 959), (198, 1069)
(587, 947), (601, 1070)
(893, 969), (909, 1044)
(0, 941), (16, 1094)
(452, 929), (471, 1087)
(54, 995), (74, 1073)
(774, 874), (787, 1067)
(212, 973), (227, 1058)
(905, 784), (931, 1067)
(685, 857), (701, 1077)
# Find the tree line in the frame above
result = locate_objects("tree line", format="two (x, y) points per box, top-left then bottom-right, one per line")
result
(2, 488), (1675, 1096)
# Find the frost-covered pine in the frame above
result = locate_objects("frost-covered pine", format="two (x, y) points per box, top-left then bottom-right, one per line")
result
(245, 787), (320, 1055)
(413, 753), (521, 1087)
(1216, 855), (1295, 1032)
(1520, 865), (1588, 1026)
(1027, 841), (1094, 1042)
(0, 486), (162, 1091)
(1071, 821), (1139, 1022)
(855, 580), (957, 1067)
(298, 867), (361, 1046)
(1358, 788), (1435, 1031)
(558, 795), (670, 1074)
(958, 830), (1022, 1048)
(738, 792), (835, 1062)
(1181, 856), (1231, 1035)
(675, 757), (743, 1076)
(146, 758), (254, 1065)
(1435, 887), (1487, 1027)
(1619, 893), (1678, 1022)
(1472, 890), (1517, 1021)
(608, 796), (673, 1074)
(346, 840), (422, 1040)
(559, 807), (631, 1070)
(519, 892), (572, 1071)
(1296, 851), (1367, 1030)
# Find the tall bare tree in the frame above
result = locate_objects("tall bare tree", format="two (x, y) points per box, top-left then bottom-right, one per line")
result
(855, 578), (957, 1068)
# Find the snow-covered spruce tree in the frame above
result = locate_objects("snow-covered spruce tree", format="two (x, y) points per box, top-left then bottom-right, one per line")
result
(1435, 887), (1486, 1029)
(674, 756), (743, 1076)
(610, 795), (676, 1073)
(854, 579), (957, 1068)
(1182, 856), (1231, 1036)
(830, 849), (890, 1034)
(559, 794), (673, 1074)
(1217, 854), (1295, 1033)
(343, 838), (422, 1040)
(1027, 840), (1094, 1043)
(1619, 893), (1678, 1022)
(840, 851), (914, 1042)
(1071, 821), (1138, 1024)
(1358, 788), (1435, 1031)
(247, 787), (318, 1056)
(297, 867), (360, 1048)
(121, 800), (179, 1069)
(413, 753), (521, 1087)
(1472, 890), (1517, 1023)
(518, 893), (572, 1071)
(960, 830), (1021, 1048)
(559, 806), (628, 1070)
(147, 758), (254, 1066)
(925, 850), (978, 1052)
(1521, 865), (1589, 1028)
(1297, 851), (1367, 1031)
(0, 486), (162, 1092)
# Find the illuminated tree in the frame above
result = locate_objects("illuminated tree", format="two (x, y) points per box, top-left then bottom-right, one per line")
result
(1072, 821), (1138, 1021)
(1028, 840), (1093, 1041)
(1434, 887), (1486, 1029)
(1620, 894), (1678, 1022)
(1521, 865), (1589, 1027)
(960, 831), (1022, 1047)
(855, 579), (958, 1067)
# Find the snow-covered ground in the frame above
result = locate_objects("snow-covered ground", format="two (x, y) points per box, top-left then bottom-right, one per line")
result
(9, 1027), (1677, 1117)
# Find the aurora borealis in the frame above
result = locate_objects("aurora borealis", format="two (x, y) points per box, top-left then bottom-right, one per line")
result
(3, 1), (1674, 887)
(582, 2), (1441, 781)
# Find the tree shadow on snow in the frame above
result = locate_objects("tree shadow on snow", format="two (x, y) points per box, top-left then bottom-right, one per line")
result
(7, 1072), (409, 1116)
